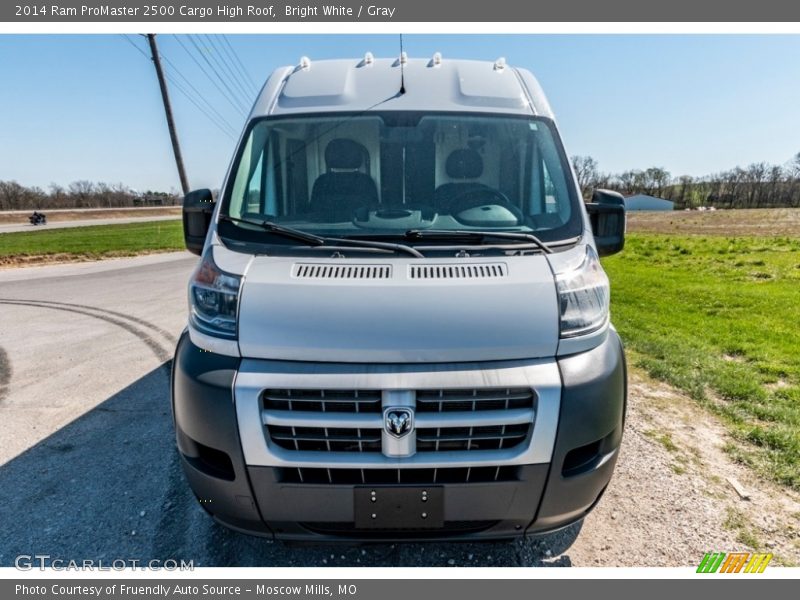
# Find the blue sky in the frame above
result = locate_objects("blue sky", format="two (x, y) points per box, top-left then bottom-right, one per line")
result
(1, 34), (799, 192)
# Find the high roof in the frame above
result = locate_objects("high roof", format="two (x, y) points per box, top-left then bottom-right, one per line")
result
(249, 56), (555, 119)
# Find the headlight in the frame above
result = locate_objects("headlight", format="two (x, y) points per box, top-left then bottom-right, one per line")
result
(555, 246), (609, 338)
(188, 248), (241, 339)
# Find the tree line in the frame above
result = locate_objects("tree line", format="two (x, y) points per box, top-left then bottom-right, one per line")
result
(0, 180), (179, 210)
(571, 152), (800, 209)
(4, 151), (800, 211)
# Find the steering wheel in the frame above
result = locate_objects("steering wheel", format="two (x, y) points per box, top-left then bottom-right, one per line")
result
(447, 187), (524, 226)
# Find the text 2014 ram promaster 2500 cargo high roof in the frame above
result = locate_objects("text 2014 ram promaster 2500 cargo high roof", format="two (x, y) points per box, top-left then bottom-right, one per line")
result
(172, 54), (628, 541)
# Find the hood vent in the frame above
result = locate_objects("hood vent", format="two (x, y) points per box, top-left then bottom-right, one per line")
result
(293, 263), (392, 280)
(409, 263), (508, 280)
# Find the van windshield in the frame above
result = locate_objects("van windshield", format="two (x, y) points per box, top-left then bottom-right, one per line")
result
(220, 112), (583, 244)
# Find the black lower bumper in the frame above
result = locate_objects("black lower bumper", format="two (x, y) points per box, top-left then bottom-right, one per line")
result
(171, 330), (626, 542)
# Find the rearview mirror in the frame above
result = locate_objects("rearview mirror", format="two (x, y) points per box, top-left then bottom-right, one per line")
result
(182, 189), (216, 256)
(586, 189), (626, 257)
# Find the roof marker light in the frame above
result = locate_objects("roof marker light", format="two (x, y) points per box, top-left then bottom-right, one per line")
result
(298, 56), (311, 71)
(431, 52), (442, 67)
(363, 52), (374, 66)
(399, 51), (408, 65)
(494, 57), (507, 71)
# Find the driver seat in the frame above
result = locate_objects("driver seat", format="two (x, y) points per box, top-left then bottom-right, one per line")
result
(310, 138), (378, 219)
(433, 148), (491, 214)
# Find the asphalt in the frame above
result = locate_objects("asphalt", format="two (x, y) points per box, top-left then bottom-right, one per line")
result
(0, 253), (578, 567)
(0, 216), (180, 234)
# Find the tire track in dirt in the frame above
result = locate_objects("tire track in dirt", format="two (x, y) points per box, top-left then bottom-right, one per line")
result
(0, 299), (174, 364)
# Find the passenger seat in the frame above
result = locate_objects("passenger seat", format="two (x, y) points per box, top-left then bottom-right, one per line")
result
(310, 138), (378, 219)
(433, 148), (491, 213)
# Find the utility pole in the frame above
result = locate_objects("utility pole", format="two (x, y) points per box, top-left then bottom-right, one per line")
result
(147, 33), (189, 195)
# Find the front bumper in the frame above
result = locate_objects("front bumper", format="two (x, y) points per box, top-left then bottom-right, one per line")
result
(171, 331), (626, 541)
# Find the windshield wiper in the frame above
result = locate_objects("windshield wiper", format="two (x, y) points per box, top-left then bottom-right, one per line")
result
(404, 229), (552, 254)
(220, 215), (326, 246)
(220, 215), (423, 258)
(332, 236), (424, 258)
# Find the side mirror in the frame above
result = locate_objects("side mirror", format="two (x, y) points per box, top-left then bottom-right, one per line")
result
(586, 189), (626, 257)
(182, 189), (216, 256)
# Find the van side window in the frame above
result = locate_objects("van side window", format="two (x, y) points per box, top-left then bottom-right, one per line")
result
(525, 128), (571, 225)
(243, 143), (277, 216)
(543, 164), (558, 214)
(245, 154), (263, 214)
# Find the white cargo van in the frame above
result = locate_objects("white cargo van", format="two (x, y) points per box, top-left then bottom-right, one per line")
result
(172, 55), (627, 541)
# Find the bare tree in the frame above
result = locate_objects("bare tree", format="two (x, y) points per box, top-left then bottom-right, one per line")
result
(68, 180), (96, 208)
(570, 155), (599, 199)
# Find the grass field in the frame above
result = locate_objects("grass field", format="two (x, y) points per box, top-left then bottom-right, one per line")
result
(604, 233), (800, 489)
(0, 220), (184, 266)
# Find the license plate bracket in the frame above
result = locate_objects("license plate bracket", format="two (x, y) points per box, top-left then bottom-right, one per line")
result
(354, 486), (444, 529)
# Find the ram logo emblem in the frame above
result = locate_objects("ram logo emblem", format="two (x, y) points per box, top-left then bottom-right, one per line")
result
(384, 408), (413, 438)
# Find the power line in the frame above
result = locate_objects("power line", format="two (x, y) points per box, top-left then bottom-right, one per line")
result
(194, 34), (252, 111)
(215, 34), (258, 96)
(163, 73), (237, 140)
(203, 34), (255, 104)
(173, 34), (248, 117)
(120, 34), (149, 60)
(158, 51), (240, 137)
(185, 35), (250, 114)
(182, 34), (249, 114)
(220, 34), (260, 95)
(119, 35), (238, 141)
(213, 34), (258, 98)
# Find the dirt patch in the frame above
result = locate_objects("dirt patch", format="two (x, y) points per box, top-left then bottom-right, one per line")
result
(560, 369), (800, 566)
(627, 208), (800, 237)
(0, 208), (180, 225)
(0, 250), (175, 269)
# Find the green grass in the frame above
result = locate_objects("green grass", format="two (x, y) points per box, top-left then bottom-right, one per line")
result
(604, 234), (800, 489)
(644, 429), (679, 453)
(0, 220), (184, 262)
(723, 507), (762, 549)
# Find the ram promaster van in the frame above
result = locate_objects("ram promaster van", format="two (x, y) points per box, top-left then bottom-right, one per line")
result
(171, 55), (627, 541)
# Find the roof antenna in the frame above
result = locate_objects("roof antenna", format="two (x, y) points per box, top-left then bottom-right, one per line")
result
(399, 34), (406, 95)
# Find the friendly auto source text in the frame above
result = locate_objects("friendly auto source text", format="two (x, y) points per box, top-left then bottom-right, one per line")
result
(16, 585), (358, 597)
(25, 5), (397, 18)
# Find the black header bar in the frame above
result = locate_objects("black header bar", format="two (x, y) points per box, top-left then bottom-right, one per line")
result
(4, 0), (800, 22)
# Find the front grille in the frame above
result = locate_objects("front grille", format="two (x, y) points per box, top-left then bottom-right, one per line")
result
(278, 466), (521, 485)
(416, 388), (535, 412)
(268, 425), (382, 452)
(417, 423), (530, 452)
(267, 424), (530, 453)
(263, 389), (382, 413)
(262, 387), (536, 458)
(264, 388), (535, 414)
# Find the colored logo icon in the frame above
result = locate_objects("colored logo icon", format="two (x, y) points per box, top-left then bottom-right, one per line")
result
(697, 552), (772, 573)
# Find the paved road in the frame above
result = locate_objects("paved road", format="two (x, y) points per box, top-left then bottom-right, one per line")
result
(0, 216), (180, 234)
(0, 254), (577, 567)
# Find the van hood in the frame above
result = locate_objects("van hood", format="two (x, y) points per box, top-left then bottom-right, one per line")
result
(236, 255), (560, 363)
